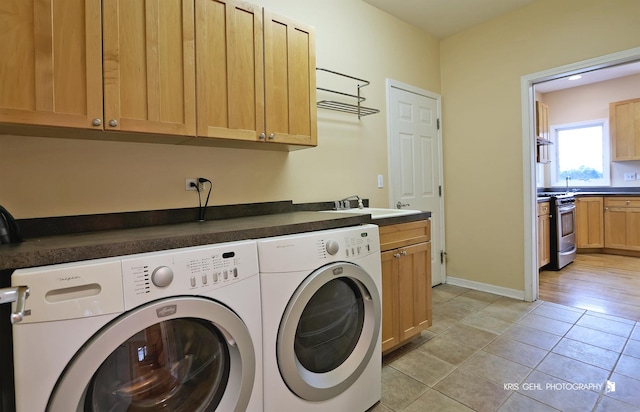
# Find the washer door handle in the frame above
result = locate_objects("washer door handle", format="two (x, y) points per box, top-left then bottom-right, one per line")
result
(0, 286), (30, 324)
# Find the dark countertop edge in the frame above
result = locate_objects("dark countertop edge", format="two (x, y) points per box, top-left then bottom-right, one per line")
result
(0, 210), (431, 271)
(537, 192), (640, 202)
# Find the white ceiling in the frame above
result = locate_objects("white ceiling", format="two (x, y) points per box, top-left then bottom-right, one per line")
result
(362, 0), (640, 92)
(534, 61), (640, 93)
(362, 0), (535, 39)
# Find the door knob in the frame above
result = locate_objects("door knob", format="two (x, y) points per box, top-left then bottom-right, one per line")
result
(396, 201), (410, 209)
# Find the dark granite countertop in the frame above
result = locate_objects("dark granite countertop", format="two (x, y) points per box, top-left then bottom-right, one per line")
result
(0, 208), (431, 271)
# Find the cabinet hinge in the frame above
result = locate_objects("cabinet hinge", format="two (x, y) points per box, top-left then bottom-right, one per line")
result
(437, 118), (440, 130)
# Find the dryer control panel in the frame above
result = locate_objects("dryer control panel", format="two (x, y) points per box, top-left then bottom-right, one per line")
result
(121, 240), (259, 309)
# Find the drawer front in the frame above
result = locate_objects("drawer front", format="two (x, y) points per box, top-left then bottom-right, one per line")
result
(538, 202), (550, 216)
(379, 220), (430, 251)
(605, 197), (640, 208)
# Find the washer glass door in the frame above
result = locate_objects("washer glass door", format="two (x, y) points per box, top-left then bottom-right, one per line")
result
(86, 318), (228, 411)
(48, 297), (255, 412)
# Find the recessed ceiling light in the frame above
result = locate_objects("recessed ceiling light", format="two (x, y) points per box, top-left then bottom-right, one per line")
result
(568, 75), (582, 81)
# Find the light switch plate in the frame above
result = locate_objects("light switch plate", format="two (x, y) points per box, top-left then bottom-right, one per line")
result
(377, 175), (384, 188)
(624, 173), (636, 181)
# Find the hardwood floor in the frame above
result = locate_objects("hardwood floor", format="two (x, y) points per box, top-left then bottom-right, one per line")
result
(539, 253), (640, 322)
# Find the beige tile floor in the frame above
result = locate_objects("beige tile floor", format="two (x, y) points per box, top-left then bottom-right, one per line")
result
(371, 284), (640, 412)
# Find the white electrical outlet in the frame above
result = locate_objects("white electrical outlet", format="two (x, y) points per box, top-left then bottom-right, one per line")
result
(624, 173), (636, 181)
(377, 175), (384, 188)
(185, 178), (199, 191)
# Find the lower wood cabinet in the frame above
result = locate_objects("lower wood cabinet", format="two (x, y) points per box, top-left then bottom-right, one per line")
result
(576, 197), (604, 248)
(379, 220), (432, 353)
(604, 197), (640, 251)
(537, 202), (551, 268)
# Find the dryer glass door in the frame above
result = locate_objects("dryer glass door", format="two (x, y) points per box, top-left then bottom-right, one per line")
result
(295, 278), (364, 373)
(277, 262), (381, 401)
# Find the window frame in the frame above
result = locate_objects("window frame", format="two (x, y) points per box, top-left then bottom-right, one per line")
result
(549, 119), (610, 187)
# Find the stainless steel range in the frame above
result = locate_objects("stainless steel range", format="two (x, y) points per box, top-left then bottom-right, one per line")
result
(538, 192), (576, 270)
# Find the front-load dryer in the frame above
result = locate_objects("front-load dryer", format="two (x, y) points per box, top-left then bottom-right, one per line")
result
(257, 224), (382, 412)
(11, 240), (262, 412)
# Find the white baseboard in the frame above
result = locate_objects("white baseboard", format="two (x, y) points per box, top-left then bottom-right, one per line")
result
(445, 276), (525, 300)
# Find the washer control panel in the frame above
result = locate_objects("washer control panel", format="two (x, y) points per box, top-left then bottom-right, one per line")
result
(121, 240), (258, 309)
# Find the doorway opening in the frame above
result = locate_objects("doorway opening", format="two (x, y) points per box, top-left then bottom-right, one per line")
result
(521, 47), (640, 303)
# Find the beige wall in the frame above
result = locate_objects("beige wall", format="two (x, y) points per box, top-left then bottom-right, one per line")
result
(440, 0), (640, 291)
(0, 0), (440, 218)
(541, 73), (640, 187)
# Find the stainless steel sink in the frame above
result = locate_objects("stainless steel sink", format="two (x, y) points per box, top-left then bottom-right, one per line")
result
(321, 207), (422, 219)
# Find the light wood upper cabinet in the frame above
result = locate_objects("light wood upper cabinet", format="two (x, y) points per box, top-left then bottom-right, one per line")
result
(610, 98), (640, 161)
(263, 11), (317, 146)
(1, 0), (316, 148)
(535, 101), (551, 164)
(195, 0), (264, 141)
(0, 0), (103, 129)
(195, 1), (316, 146)
(103, 0), (196, 136)
(1, 0), (196, 136)
(576, 197), (604, 249)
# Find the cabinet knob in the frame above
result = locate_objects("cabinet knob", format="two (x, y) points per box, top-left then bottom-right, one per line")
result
(400, 250), (407, 256)
(92, 118), (102, 127)
(626, 201), (631, 205)
(259, 133), (266, 140)
(268, 133), (275, 140)
(108, 119), (118, 128)
(393, 253), (401, 258)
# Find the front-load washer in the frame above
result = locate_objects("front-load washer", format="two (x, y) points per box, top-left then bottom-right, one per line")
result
(257, 224), (382, 412)
(11, 239), (262, 412)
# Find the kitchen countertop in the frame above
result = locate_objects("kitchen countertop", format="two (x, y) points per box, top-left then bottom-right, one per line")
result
(537, 190), (640, 202)
(0, 209), (431, 271)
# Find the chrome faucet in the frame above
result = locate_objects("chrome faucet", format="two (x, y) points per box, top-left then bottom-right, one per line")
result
(565, 176), (571, 193)
(335, 195), (363, 210)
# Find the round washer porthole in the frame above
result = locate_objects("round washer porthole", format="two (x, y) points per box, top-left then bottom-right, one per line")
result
(277, 262), (381, 401)
(48, 297), (255, 412)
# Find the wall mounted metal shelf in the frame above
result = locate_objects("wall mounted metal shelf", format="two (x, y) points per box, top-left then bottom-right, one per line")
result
(316, 68), (380, 119)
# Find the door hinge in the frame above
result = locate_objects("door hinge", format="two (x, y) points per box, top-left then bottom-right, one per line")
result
(440, 251), (446, 264)
(439, 185), (442, 197)
(437, 118), (440, 130)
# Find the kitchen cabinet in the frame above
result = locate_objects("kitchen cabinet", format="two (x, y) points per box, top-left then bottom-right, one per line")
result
(610, 98), (640, 161)
(0, 0), (103, 129)
(536, 101), (551, 164)
(604, 197), (640, 251)
(1, 0), (316, 148)
(0, 0), (196, 137)
(103, 0), (196, 136)
(194, 0), (316, 146)
(576, 197), (604, 249)
(537, 202), (551, 268)
(379, 220), (432, 353)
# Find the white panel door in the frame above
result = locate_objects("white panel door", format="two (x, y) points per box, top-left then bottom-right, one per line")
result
(388, 81), (444, 286)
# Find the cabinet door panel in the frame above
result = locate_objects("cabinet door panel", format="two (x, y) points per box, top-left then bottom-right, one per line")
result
(0, 0), (102, 128)
(397, 242), (431, 342)
(380, 250), (399, 353)
(103, 0), (195, 136)
(611, 99), (640, 161)
(195, 0), (264, 140)
(576, 197), (604, 248)
(604, 209), (627, 249)
(264, 11), (317, 146)
(627, 209), (640, 249)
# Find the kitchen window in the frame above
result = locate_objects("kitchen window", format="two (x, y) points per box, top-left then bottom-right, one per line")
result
(550, 120), (610, 187)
